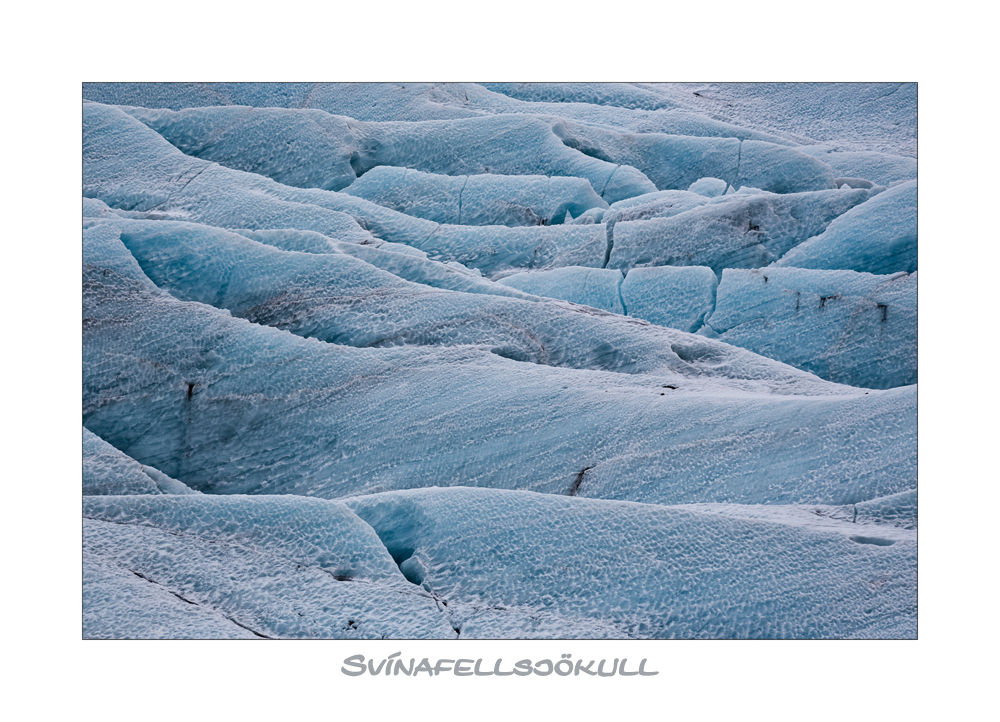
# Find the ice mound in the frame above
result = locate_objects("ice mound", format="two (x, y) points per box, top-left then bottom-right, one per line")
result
(496, 267), (625, 314)
(346, 487), (916, 639)
(703, 268), (917, 389)
(608, 187), (873, 273)
(343, 166), (607, 226)
(83, 495), (456, 639)
(775, 181), (917, 274)
(688, 177), (728, 197)
(123, 105), (360, 191)
(620, 266), (719, 332)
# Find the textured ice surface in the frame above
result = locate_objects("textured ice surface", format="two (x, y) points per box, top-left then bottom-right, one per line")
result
(119, 103), (657, 203)
(775, 181), (917, 274)
(608, 188), (873, 273)
(798, 146), (917, 186)
(83, 224), (915, 505)
(703, 268), (917, 389)
(83, 496), (456, 639)
(81, 83), (917, 639)
(603, 190), (710, 230)
(552, 121), (836, 193)
(347, 487), (916, 639)
(84, 103), (618, 275)
(496, 267), (625, 314)
(343, 165), (607, 226)
(83, 426), (195, 496)
(688, 177), (728, 197)
(620, 266), (718, 332)
(83, 82), (793, 142)
(647, 83), (917, 156)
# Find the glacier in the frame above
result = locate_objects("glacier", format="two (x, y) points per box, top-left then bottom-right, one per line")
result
(80, 83), (917, 639)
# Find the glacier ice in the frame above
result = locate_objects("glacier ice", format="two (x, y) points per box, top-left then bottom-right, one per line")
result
(118, 103), (657, 203)
(688, 177), (729, 197)
(608, 187), (873, 273)
(343, 165), (607, 226)
(798, 145), (917, 186)
(83, 223), (914, 506)
(83, 426), (195, 495)
(79, 83), (917, 639)
(702, 267), (917, 389)
(775, 180), (917, 274)
(84, 102), (620, 275)
(496, 267), (625, 314)
(83, 495), (456, 639)
(551, 120), (837, 193)
(620, 266), (719, 332)
(347, 487), (916, 639)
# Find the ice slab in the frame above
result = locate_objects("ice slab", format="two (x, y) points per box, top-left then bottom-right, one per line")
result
(703, 268), (917, 389)
(619, 266), (718, 332)
(483, 82), (684, 111)
(346, 487), (916, 639)
(496, 267), (625, 314)
(775, 181), (917, 274)
(343, 165), (607, 226)
(608, 188), (873, 274)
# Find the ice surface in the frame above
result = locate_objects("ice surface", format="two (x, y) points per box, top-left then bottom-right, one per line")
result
(119, 102), (657, 203)
(84, 426), (160, 495)
(94, 216), (853, 385)
(619, 266), (718, 332)
(83, 224), (914, 506)
(648, 83), (917, 156)
(83, 496), (456, 639)
(343, 165), (607, 226)
(702, 268), (917, 389)
(83, 82), (793, 142)
(496, 267), (625, 314)
(688, 177), (728, 197)
(798, 146), (917, 186)
(80, 83), (917, 639)
(608, 188), (873, 273)
(552, 121), (836, 193)
(775, 181), (917, 274)
(84, 103), (621, 274)
(346, 487), (916, 639)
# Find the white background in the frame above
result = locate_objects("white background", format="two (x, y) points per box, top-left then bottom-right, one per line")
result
(2, 1), (995, 717)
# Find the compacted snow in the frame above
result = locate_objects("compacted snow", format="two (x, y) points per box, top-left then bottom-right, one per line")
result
(81, 82), (917, 639)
